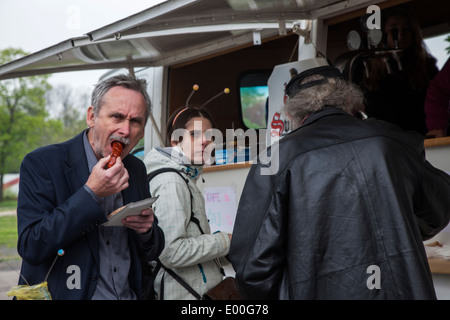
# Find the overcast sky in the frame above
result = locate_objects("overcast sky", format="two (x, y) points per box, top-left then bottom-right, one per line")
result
(0, 0), (448, 90)
(0, 0), (166, 88)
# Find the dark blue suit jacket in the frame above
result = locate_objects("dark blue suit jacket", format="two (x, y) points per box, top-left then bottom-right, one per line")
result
(16, 131), (164, 300)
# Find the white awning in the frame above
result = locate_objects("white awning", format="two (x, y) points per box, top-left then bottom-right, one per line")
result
(0, 0), (382, 80)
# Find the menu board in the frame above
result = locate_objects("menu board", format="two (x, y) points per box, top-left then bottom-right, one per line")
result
(203, 186), (237, 233)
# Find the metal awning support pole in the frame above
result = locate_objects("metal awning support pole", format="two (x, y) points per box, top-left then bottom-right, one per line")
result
(148, 111), (165, 146)
(127, 60), (136, 78)
(127, 63), (165, 146)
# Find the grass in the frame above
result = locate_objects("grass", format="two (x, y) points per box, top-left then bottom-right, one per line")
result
(0, 216), (18, 248)
(0, 199), (17, 212)
(0, 215), (19, 261)
(0, 199), (19, 262)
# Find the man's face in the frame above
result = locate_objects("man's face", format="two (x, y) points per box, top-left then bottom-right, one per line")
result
(86, 86), (147, 160)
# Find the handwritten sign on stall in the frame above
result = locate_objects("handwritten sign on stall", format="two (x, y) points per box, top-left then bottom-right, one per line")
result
(202, 186), (237, 233)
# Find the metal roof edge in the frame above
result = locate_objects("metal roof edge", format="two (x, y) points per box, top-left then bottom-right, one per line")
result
(0, 37), (89, 79)
(86, 0), (198, 41)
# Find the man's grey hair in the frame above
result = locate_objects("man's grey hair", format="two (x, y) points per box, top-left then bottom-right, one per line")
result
(282, 75), (365, 129)
(91, 74), (152, 123)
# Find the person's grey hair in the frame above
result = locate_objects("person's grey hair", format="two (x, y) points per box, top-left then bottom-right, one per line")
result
(91, 74), (152, 123)
(282, 75), (365, 129)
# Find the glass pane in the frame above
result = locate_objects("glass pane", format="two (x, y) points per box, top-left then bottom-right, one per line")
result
(239, 72), (270, 129)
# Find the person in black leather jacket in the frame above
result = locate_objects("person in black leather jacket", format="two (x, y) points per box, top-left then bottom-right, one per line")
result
(229, 63), (450, 299)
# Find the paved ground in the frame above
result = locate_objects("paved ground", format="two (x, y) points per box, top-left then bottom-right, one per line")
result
(0, 210), (16, 218)
(0, 259), (20, 300)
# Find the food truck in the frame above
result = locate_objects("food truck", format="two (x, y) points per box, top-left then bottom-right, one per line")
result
(1, 0), (450, 298)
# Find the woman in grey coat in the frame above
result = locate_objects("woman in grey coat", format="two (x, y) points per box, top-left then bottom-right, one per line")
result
(144, 106), (231, 299)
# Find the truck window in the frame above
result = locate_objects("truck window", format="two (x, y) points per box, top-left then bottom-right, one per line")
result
(239, 71), (270, 129)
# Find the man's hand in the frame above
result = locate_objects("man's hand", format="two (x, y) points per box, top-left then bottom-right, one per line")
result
(122, 207), (154, 234)
(85, 155), (129, 198)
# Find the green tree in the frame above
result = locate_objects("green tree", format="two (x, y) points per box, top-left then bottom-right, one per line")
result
(0, 48), (62, 201)
(46, 84), (89, 141)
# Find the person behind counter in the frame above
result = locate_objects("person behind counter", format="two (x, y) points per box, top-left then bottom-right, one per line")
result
(143, 106), (231, 300)
(16, 74), (165, 300)
(362, 6), (438, 136)
(229, 63), (450, 299)
(424, 57), (450, 138)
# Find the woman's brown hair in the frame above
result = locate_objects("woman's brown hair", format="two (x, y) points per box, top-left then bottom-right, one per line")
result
(363, 6), (436, 91)
(166, 106), (216, 146)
